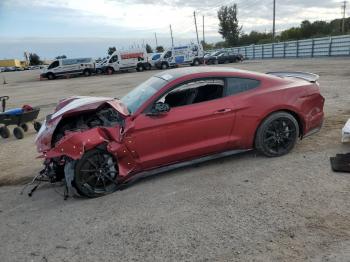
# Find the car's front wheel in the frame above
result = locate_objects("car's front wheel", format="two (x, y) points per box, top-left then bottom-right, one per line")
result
(73, 148), (119, 197)
(255, 112), (299, 157)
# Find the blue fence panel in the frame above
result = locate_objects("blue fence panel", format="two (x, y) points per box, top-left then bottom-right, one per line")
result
(220, 34), (350, 59)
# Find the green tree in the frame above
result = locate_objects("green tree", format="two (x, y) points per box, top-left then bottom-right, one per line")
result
(156, 46), (164, 53)
(145, 44), (153, 53)
(201, 40), (214, 50)
(218, 4), (241, 46)
(108, 46), (116, 55)
(29, 53), (42, 66)
(55, 55), (67, 59)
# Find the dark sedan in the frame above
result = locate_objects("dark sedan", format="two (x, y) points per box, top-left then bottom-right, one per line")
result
(205, 51), (242, 64)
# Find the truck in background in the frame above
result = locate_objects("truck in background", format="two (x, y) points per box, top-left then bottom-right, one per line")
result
(155, 43), (204, 69)
(102, 49), (151, 74)
(40, 58), (95, 80)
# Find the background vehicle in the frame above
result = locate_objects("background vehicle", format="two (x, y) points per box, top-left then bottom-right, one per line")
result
(148, 53), (162, 68)
(40, 58), (95, 80)
(96, 57), (109, 74)
(155, 43), (204, 69)
(103, 49), (151, 74)
(35, 67), (324, 198)
(205, 51), (242, 64)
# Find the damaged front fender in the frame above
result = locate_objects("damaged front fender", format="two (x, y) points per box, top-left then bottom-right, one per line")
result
(43, 127), (120, 160)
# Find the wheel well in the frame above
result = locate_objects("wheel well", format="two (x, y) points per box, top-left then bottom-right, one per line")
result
(253, 109), (304, 147)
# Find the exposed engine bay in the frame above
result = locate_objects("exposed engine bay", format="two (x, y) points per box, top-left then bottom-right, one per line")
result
(52, 106), (124, 146)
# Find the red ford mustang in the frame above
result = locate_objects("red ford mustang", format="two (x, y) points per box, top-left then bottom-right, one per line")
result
(35, 67), (324, 197)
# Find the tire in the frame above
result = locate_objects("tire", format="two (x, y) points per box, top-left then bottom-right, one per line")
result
(0, 126), (10, 138)
(73, 148), (119, 198)
(33, 121), (42, 132)
(21, 123), (29, 132)
(96, 68), (102, 74)
(193, 59), (200, 66)
(255, 112), (299, 157)
(107, 67), (114, 75)
(47, 73), (55, 80)
(136, 64), (144, 72)
(161, 63), (168, 70)
(13, 127), (24, 139)
(144, 63), (151, 70)
(83, 69), (91, 76)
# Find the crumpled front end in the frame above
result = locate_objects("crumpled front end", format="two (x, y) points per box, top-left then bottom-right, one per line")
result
(342, 118), (350, 143)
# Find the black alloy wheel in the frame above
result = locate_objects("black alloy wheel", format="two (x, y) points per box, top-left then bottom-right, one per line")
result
(255, 112), (299, 157)
(74, 149), (119, 197)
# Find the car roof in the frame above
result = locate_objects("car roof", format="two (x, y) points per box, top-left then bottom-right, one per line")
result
(154, 66), (281, 82)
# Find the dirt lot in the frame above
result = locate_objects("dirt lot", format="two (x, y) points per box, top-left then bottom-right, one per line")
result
(0, 58), (350, 261)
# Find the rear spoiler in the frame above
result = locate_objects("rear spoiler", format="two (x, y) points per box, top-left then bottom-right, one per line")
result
(266, 71), (319, 83)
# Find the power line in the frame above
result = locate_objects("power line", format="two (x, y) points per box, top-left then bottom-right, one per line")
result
(203, 15), (205, 43)
(341, 1), (347, 33)
(273, 0), (276, 38)
(193, 11), (200, 45)
(169, 24), (174, 47)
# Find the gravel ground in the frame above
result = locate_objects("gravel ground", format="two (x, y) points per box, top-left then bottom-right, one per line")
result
(0, 58), (350, 261)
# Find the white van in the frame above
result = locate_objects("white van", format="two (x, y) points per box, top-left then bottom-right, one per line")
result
(103, 49), (151, 74)
(155, 43), (204, 69)
(148, 53), (163, 68)
(41, 58), (95, 80)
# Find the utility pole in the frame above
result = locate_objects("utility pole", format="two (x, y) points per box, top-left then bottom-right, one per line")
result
(193, 11), (200, 45)
(154, 32), (158, 48)
(169, 24), (174, 48)
(202, 15), (205, 44)
(272, 0), (276, 38)
(341, 1), (347, 34)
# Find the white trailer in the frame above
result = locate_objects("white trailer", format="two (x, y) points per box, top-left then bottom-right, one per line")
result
(155, 43), (204, 69)
(103, 49), (151, 74)
(41, 58), (95, 80)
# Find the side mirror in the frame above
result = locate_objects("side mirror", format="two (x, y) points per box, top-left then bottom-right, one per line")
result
(148, 102), (170, 116)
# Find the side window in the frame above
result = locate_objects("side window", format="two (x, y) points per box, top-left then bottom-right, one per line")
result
(48, 61), (59, 69)
(225, 77), (260, 96)
(158, 79), (225, 108)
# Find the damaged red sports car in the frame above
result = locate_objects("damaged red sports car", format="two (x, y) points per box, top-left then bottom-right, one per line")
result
(35, 67), (324, 197)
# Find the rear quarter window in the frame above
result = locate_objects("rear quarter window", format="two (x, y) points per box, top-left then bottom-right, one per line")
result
(225, 77), (260, 96)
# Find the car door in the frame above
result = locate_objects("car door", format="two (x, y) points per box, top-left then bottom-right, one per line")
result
(126, 78), (236, 169)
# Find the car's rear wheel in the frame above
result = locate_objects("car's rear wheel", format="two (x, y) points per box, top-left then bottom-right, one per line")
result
(73, 148), (119, 198)
(255, 112), (299, 157)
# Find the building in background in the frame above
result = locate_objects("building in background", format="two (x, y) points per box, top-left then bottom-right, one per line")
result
(0, 59), (22, 67)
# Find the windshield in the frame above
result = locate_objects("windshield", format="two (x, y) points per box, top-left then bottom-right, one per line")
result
(211, 51), (223, 56)
(121, 76), (166, 113)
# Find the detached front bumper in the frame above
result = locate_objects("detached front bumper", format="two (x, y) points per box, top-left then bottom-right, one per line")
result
(342, 118), (350, 142)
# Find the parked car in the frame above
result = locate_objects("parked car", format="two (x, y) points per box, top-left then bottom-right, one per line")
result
(205, 51), (242, 64)
(155, 43), (204, 69)
(35, 67), (324, 198)
(102, 49), (151, 74)
(40, 58), (95, 80)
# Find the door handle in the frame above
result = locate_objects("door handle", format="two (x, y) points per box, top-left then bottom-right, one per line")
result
(214, 108), (232, 114)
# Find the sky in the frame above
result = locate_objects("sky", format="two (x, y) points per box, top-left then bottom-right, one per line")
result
(0, 0), (345, 60)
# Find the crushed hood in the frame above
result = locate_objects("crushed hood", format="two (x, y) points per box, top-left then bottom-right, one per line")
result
(51, 96), (129, 120)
